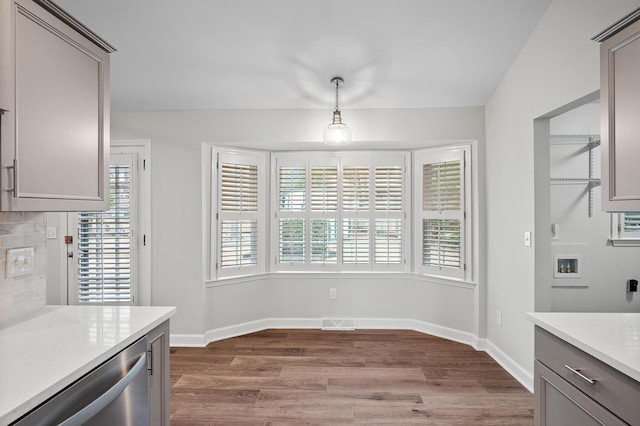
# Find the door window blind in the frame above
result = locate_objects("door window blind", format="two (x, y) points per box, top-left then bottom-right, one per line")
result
(77, 163), (132, 303)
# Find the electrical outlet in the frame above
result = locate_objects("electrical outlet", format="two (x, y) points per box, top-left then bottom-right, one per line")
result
(329, 288), (337, 300)
(496, 310), (502, 326)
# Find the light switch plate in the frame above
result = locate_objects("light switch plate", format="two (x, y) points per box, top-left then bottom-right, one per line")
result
(47, 227), (57, 239)
(6, 247), (35, 278)
(524, 231), (531, 246)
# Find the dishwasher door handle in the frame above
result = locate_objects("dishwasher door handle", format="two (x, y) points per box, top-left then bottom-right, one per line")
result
(59, 352), (147, 426)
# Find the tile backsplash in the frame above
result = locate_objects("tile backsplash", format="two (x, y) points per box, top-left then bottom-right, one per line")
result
(0, 212), (46, 323)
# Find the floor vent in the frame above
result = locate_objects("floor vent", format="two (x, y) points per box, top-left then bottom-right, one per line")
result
(321, 319), (355, 331)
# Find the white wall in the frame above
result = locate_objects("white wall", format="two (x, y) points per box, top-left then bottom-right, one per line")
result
(485, 0), (640, 385)
(549, 103), (640, 312)
(110, 107), (486, 339)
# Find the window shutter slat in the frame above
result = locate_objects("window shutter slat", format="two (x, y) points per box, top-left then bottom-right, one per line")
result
(423, 161), (461, 212)
(279, 218), (305, 263)
(279, 166), (306, 211)
(220, 220), (258, 268)
(342, 218), (370, 264)
(311, 166), (338, 212)
(311, 219), (338, 264)
(624, 213), (640, 232)
(374, 218), (402, 264)
(375, 166), (403, 212)
(422, 219), (461, 269)
(221, 163), (258, 212)
(343, 166), (370, 212)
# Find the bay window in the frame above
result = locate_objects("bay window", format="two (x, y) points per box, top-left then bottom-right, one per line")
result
(209, 145), (474, 282)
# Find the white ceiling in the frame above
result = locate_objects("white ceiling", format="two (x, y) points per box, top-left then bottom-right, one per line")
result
(56, 0), (552, 111)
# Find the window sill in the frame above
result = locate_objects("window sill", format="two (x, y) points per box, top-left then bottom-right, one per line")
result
(609, 238), (640, 247)
(205, 272), (476, 289)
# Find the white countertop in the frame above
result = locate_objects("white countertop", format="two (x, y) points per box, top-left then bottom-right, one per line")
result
(0, 305), (175, 425)
(527, 312), (640, 383)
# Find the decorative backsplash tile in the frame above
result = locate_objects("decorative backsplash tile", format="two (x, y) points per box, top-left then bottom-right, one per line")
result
(0, 212), (47, 323)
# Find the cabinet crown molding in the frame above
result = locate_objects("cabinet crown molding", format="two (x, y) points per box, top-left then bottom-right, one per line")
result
(593, 7), (640, 42)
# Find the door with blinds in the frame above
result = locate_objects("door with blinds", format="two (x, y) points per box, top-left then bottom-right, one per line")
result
(67, 151), (139, 304)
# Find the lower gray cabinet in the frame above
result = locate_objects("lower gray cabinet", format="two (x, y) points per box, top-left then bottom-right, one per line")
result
(535, 361), (627, 425)
(147, 320), (170, 426)
(534, 326), (640, 426)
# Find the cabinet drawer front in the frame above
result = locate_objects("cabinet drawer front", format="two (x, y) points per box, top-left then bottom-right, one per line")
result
(535, 361), (627, 426)
(535, 327), (640, 425)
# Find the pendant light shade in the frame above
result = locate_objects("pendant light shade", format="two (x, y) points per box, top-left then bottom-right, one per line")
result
(323, 77), (351, 145)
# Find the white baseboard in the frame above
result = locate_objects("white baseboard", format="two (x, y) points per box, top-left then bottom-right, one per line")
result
(169, 334), (207, 347)
(170, 317), (533, 392)
(171, 317), (479, 348)
(484, 339), (534, 392)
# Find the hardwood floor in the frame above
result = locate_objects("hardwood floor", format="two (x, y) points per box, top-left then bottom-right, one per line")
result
(170, 329), (533, 425)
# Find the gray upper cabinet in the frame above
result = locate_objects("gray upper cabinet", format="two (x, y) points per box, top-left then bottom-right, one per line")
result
(595, 8), (640, 212)
(0, 0), (114, 211)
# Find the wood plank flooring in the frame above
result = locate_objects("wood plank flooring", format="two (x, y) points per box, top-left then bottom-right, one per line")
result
(170, 329), (533, 425)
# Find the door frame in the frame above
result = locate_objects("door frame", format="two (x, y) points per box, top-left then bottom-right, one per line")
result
(56, 139), (152, 305)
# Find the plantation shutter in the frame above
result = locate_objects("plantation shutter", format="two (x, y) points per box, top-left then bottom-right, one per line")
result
(341, 165), (370, 265)
(624, 213), (640, 233)
(219, 162), (258, 269)
(77, 154), (134, 303)
(311, 166), (338, 212)
(343, 166), (370, 212)
(373, 166), (404, 265)
(310, 166), (338, 265)
(418, 149), (465, 279)
(375, 166), (403, 212)
(216, 152), (264, 278)
(220, 163), (258, 212)
(278, 165), (306, 266)
(272, 153), (408, 272)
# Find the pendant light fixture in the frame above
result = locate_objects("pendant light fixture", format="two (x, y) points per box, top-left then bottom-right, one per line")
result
(323, 76), (351, 145)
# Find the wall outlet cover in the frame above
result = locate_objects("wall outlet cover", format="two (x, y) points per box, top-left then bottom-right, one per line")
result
(6, 247), (35, 278)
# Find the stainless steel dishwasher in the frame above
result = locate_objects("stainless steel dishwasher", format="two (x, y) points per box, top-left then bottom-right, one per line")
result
(12, 336), (149, 426)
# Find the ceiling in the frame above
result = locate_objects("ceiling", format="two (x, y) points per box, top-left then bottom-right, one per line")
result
(56, 0), (552, 111)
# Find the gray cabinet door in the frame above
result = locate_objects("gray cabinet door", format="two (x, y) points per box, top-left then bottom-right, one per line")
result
(148, 320), (170, 426)
(0, 0), (110, 211)
(600, 16), (640, 212)
(535, 361), (627, 426)
(0, 2), (9, 114)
